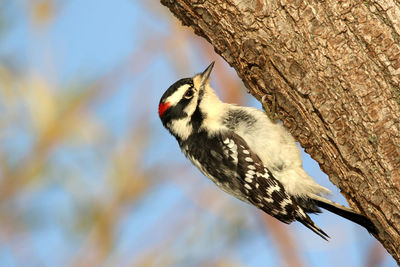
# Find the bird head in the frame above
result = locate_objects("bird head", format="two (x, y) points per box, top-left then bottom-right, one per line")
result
(158, 62), (215, 139)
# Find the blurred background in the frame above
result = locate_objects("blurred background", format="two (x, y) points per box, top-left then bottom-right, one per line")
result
(0, 0), (395, 266)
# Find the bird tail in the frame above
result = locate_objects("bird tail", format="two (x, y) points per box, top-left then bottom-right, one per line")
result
(297, 213), (330, 241)
(310, 194), (377, 234)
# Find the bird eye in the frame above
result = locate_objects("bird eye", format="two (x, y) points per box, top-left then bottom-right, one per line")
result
(184, 88), (194, 99)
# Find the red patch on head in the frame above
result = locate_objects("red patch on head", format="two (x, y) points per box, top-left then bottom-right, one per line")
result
(158, 102), (171, 118)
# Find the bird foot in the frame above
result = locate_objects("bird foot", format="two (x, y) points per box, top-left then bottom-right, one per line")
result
(261, 94), (278, 123)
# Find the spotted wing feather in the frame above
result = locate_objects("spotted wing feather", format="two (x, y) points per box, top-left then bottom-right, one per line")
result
(222, 132), (330, 239)
(220, 132), (298, 223)
(181, 131), (329, 239)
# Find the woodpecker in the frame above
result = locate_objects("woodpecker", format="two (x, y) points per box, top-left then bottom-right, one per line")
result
(158, 62), (377, 239)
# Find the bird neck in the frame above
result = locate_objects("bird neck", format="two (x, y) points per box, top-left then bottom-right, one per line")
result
(197, 86), (227, 134)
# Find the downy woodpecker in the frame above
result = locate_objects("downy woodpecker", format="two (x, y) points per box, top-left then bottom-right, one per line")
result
(158, 62), (376, 239)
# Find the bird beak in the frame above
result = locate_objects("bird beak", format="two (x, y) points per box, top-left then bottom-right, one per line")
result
(200, 61), (214, 88)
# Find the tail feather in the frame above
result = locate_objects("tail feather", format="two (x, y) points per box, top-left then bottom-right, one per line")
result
(310, 194), (377, 234)
(298, 215), (330, 241)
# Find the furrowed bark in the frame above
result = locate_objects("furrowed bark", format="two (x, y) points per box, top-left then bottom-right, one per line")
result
(161, 0), (400, 263)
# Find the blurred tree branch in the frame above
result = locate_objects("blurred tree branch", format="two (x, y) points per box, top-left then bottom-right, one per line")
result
(261, 215), (305, 267)
(161, 0), (400, 263)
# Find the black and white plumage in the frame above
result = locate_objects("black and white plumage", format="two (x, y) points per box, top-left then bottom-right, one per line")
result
(158, 62), (377, 239)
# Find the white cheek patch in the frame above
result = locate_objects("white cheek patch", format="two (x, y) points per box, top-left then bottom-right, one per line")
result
(166, 84), (191, 106)
(169, 117), (193, 139)
(183, 96), (198, 116)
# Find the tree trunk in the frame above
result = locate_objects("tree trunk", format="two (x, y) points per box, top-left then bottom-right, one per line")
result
(160, 0), (400, 263)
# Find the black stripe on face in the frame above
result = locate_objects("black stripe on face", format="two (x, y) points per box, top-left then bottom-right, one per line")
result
(190, 86), (206, 131)
(160, 98), (190, 126)
(160, 78), (199, 127)
(159, 78), (193, 105)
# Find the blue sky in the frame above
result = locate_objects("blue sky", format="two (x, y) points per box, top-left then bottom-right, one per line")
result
(0, 0), (395, 266)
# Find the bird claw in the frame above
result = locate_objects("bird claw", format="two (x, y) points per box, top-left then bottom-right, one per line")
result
(261, 93), (277, 123)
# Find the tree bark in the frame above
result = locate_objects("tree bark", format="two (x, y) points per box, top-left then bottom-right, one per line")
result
(160, 0), (400, 263)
